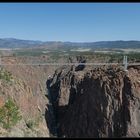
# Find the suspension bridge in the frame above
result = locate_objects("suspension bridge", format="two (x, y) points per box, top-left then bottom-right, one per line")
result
(0, 56), (139, 71)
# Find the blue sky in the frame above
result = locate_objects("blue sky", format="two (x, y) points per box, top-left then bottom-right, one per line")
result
(0, 3), (140, 42)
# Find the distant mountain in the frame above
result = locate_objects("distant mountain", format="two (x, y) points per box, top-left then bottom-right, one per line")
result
(60, 40), (140, 49)
(0, 38), (44, 48)
(0, 38), (140, 49)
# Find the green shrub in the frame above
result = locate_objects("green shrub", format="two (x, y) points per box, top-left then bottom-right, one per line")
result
(0, 69), (13, 82)
(0, 98), (22, 129)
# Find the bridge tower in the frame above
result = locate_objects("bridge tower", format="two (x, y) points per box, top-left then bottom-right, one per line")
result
(123, 55), (128, 72)
(0, 55), (1, 71)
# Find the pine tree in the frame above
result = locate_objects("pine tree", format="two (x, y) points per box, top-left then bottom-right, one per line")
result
(0, 98), (22, 129)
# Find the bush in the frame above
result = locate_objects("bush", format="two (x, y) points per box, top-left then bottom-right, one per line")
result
(0, 98), (22, 129)
(0, 69), (13, 82)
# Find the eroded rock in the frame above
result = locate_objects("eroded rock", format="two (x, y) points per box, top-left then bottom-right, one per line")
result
(49, 65), (140, 138)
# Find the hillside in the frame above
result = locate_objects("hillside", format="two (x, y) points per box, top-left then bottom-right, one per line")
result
(0, 56), (59, 137)
(0, 38), (140, 49)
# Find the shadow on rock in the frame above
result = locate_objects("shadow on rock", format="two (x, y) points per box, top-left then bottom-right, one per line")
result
(45, 104), (57, 137)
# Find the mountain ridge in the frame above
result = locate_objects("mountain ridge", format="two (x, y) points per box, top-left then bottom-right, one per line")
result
(0, 38), (140, 49)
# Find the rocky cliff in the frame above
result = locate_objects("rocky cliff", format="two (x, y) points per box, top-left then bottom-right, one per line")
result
(49, 64), (140, 138)
(0, 67), (50, 137)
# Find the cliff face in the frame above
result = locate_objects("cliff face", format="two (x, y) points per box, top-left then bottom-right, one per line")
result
(49, 65), (140, 138)
(0, 69), (49, 137)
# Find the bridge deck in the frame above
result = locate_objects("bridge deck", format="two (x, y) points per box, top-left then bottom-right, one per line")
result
(0, 63), (139, 66)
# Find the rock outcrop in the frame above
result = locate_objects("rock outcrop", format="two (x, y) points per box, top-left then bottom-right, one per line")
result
(49, 65), (140, 138)
(0, 67), (50, 137)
